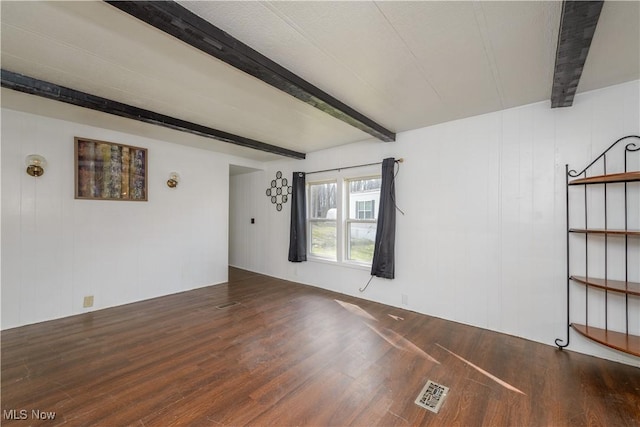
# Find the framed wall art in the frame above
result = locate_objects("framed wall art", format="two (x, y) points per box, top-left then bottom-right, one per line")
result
(75, 137), (148, 201)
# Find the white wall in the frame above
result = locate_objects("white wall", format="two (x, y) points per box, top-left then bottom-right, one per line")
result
(1, 108), (255, 329)
(229, 80), (640, 367)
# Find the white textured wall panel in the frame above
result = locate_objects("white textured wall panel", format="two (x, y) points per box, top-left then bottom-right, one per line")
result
(1, 109), (232, 329)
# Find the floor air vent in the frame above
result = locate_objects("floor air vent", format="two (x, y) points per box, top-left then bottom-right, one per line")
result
(216, 301), (239, 309)
(415, 380), (449, 414)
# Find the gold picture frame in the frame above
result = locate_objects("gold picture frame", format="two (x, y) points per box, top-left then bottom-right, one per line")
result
(75, 137), (148, 201)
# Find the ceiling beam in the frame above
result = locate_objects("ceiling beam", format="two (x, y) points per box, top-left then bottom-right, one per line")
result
(1, 70), (306, 160)
(105, 1), (396, 143)
(551, 0), (604, 108)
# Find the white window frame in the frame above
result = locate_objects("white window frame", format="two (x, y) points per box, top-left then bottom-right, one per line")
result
(306, 171), (381, 268)
(345, 175), (380, 265)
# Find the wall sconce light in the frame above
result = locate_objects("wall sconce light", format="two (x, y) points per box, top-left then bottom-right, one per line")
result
(25, 154), (47, 177)
(167, 171), (180, 188)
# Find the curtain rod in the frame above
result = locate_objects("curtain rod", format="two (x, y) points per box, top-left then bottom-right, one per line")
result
(306, 158), (403, 175)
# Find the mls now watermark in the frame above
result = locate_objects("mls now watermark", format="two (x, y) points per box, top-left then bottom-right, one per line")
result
(3, 409), (57, 421)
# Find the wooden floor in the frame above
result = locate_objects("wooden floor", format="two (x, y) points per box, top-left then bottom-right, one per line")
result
(2, 268), (639, 426)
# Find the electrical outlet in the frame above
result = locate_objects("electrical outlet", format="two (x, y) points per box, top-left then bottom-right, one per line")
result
(83, 296), (94, 308)
(401, 294), (408, 306)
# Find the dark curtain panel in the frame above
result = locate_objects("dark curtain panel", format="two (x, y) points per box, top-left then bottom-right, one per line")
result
(288, 172), (307, 262)
(371, 158), (396, 279)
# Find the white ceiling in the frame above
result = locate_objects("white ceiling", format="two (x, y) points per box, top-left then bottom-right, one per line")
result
(2, 1), (639, 162)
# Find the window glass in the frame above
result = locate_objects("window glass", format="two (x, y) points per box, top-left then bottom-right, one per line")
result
(348, 222), (377, 263)
(310, 182), (337, 219)
(308, 181), (337, 259)
(348, 178), (381, 219)
(310, 221), (337, 259)
(347, 177), (381, 263)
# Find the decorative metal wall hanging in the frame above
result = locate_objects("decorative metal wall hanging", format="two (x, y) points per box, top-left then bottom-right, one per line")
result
(266, 171), (292, 211)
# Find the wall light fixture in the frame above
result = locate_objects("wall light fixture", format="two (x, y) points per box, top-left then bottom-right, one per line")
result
(167, 171), (180, 188)
(25, 154), (47, 177)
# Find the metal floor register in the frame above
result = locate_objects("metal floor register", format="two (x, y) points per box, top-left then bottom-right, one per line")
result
(415, 380), (449, 414)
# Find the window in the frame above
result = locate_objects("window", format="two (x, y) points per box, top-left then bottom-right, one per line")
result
(307, 175), (381, 266)
(308, 181), (337, 260)
(355, 200), (375, 219)
(346, 177), (381, 263)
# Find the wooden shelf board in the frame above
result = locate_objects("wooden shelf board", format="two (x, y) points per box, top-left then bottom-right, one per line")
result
(571, 276), (640, 296)
(569, 171), (640, 185)
(569, 228), (640, 236)
(572, 324), (640, 357)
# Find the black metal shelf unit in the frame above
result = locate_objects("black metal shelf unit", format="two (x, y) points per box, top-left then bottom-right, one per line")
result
(556, 135), (640, 357)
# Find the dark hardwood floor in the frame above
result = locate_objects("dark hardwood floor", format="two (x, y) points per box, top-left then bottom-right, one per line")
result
(2, 267), (639, 426)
